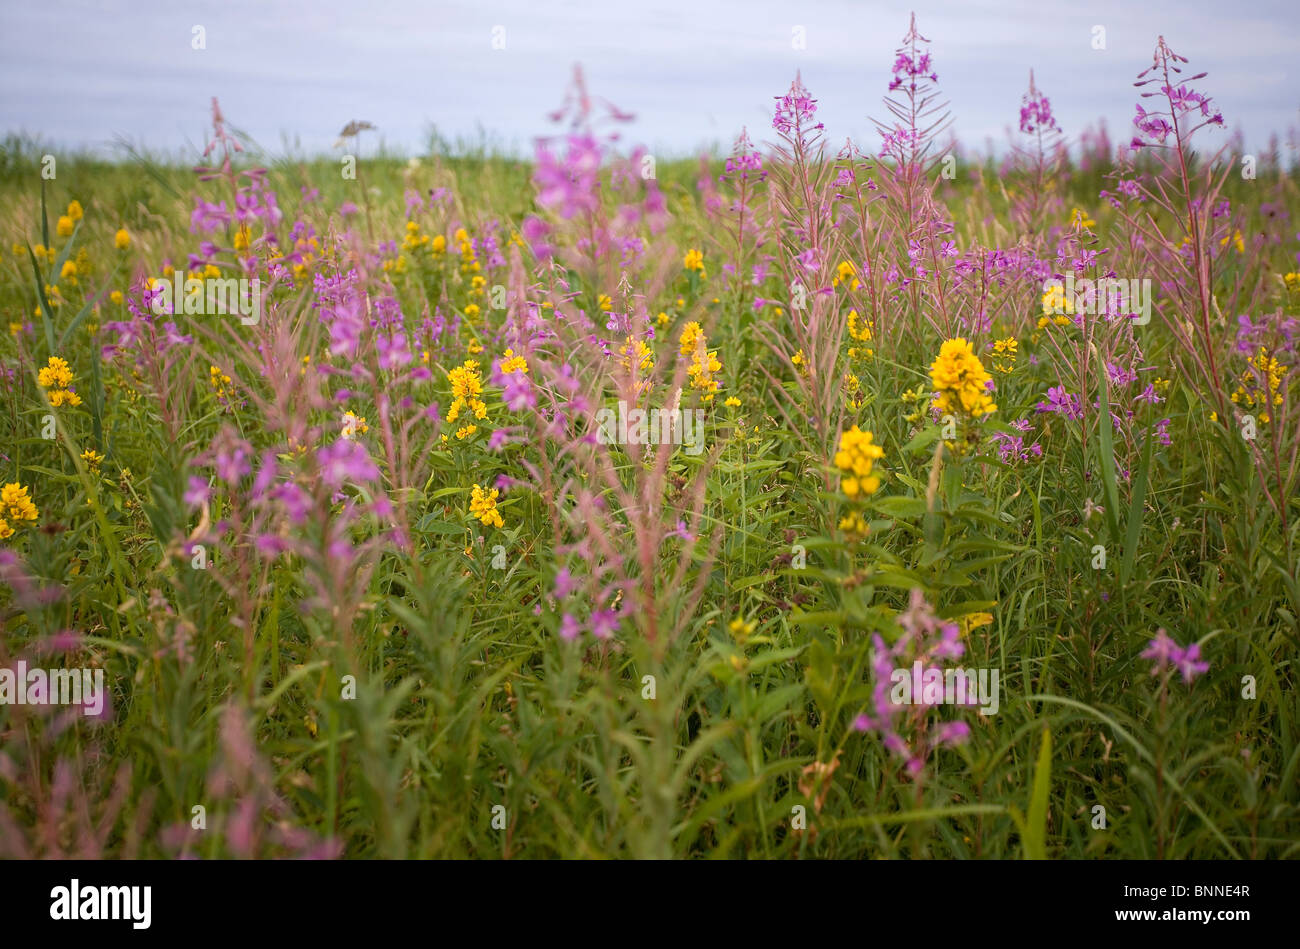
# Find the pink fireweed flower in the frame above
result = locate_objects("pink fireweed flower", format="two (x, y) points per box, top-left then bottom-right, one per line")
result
(772, 74), (823, 135)
(1141, 628), (1209, 683)
(589, 609), (620, 640)
(553, 568), (579, 599)
(1141, 630), (1178, 667)
(316, 439), (380, 489)
(1019, 71), (1059, 135)
(854, 589), (979, 780)
(1035, 386), (1083, 421)
(1174, 643), (1210, 683)
(184, 475), (211, 508)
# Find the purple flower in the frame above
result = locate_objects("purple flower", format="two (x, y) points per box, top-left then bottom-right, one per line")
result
(184, 475), (211, 507)
(934, 721), (971, 746)
(1174, 643), (1209, 683)
(1035, 386), (1083, 421)
(1019, 72), (1059, 135)
(501, 372), (535, 412)
(554, 568), (578, 599)
(1140, 631), (1178, 669)
(1141, 628), (1207, 683)
(772, 75), (823, 136)
(214, 441), (252, 484)
(559, 612), (581, 642)
(666, 519), (696, 542)
(316, 439), (380, 489)
(589, 609), (620, 640)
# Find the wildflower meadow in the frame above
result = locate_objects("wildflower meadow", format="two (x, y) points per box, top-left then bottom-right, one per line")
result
(1, 11), (1299, 873)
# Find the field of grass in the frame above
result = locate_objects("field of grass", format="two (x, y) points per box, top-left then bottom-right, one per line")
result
(1, 29), (1298, 859)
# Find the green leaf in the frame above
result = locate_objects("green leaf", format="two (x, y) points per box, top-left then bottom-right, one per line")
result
(59, 261), (122, 349)
(1024, 726), (1052, 859)
(873, 496), (930, 519)
(1119, 425), (1155, 586)
(1094, 351), (1122, 543)
(25, 243), (56, 352)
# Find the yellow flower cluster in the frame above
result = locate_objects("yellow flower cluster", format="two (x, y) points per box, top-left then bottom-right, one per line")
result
(835, 426), (884, 499)
(38, 356), (82, 407)
(470, 483), (504, 529)
(1231, 346), (1285, 424)
(929, 338), (996, 418)
(81, 449), (104, 471)
(619, 337), (654, 376)
(1220, 229), (1245, 254)
(115, 227), (130, 250)
(683, 248), (706, 278)
(678, 321), (703, 357)
(958, 611), (994, 635)
(341, 410), (369, 440)
(1038, 286), (1073, 328)
(0, 482), (38, 539)
(843, 372), (864, 411)
(679, 322), (721, 399)
(209, 365), (235, 403)
(403, 220), (431, 253)
(991, 337), (1017, 374)
(447, 358), (487, 423)
(728, 616), (757, 642)
(1069, 207), (1095, 230)
(455, 228), (480, 274)
(499, 349), (529, 375)
(833, 260), (861, 291)
(847, 309), (875, 360)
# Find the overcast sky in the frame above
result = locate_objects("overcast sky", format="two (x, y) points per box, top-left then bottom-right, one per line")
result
(2, 0), (1297, 161)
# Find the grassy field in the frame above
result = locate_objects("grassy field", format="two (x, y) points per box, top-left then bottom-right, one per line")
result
(1, 39), (1298, 859)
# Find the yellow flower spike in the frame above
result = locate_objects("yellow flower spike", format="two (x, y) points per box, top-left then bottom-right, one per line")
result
(929, 338), (997, 419)
(835, 426), (885, 498)
(728, 616), (757, 641)
(2, 483), (39, 523)
(683, 248), (707, 278)
(38, 356), (75, 390)
(114, 228), (130, 250)
(469, 483), (504, 529)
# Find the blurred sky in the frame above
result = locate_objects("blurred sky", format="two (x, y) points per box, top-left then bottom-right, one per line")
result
(2, 0), (1297, 161)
